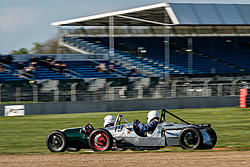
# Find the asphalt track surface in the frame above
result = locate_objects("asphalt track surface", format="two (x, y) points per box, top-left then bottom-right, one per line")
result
(0, 151), (250, 167)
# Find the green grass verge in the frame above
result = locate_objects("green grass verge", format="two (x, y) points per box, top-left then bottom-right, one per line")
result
(0, 107), (250, 154)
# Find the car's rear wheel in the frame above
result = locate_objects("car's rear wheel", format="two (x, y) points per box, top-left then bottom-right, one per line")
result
(47, 131), (67, 152)
(202, 127), (217, 149)
(179, 127), (203, 150)
(89, 129), (113, 151)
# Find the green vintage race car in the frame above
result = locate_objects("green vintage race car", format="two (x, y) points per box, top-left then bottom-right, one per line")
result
(46, 124), (94, 152)
(46, 109), (217, 152)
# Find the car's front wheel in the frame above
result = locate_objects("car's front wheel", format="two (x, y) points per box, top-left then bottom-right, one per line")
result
(46, 131), (67, 152)
(89, 129), (113, 151)
(179, 127), (203, 149)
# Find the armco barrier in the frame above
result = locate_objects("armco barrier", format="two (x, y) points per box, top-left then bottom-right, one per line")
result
(0, 96), (238, 116)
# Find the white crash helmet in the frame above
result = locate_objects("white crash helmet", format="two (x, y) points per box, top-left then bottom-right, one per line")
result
(147, 110), (159, 123)
(103, 115), (115, 127)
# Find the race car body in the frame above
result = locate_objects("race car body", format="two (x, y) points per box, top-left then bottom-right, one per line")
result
(46, 125), (91, 152)
(46, 109), (217, 152)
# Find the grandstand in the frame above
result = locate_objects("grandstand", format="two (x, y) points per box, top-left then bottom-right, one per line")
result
(1, 2), (250, 102)
(52, 3), (250, 80)
(63, 36), (244, 74)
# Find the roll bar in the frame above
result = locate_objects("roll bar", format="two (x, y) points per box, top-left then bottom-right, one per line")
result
(114, 114), (129, 126)
(160, 109), (191, 125)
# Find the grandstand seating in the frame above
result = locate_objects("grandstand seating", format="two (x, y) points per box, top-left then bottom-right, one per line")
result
(0, 59), (139, 82)
(1, 36), (249, 83)
(193, 37), (250, 72)
(170, 38), (241, 74)
(6, 62), (67, 80)
(0, 63), (25, 82)
(61, 60), (134, 79)
(0, 71), (24, 82)
(63, 36), (186, 77)
(64, 36), (248, 75)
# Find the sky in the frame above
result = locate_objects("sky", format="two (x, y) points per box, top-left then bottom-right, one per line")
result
(1, 0), (250, 54)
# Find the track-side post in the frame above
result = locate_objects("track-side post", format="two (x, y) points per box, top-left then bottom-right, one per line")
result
(171, 80), (177, 97)
(231, 80), (238, 96)
(32, 84), (38, 102)
(16, 87), (21, 103)
(203, 80), (209, 96)
(217, 84), (223, 96)
(54, 85), (59, 102)
(71, 83), (78, 101)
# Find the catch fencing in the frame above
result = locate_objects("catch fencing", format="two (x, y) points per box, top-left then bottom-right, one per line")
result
(0, 80), (247, 103)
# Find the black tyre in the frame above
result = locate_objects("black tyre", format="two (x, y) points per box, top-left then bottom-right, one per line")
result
(66, 147), (81, 152)
(202, 127), (217, 149)
(46, 131), (67, 152)
(89, 129), (113, 151)
(179, 127), (203, 150)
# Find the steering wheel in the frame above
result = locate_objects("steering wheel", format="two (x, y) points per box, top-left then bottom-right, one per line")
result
(85, 124), (94, 135)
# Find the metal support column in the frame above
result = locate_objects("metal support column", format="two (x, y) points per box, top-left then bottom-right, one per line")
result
(57, 26), (61, 54)
(109, 16), (114, 59)
(164, 11), (170, 80)
(188, 37), (193, 74)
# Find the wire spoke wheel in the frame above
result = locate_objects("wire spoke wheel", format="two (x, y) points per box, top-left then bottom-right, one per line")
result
(183, 131), (199, 147)
(51, 135), (63, 149)
(47, 131), (66, 152)
(179, 128), (203, 149)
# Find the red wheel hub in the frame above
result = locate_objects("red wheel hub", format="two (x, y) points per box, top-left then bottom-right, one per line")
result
(91, 132), (109, 151)
(97, 136), (106, 146)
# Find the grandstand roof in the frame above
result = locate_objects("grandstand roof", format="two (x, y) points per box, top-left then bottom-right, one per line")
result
(51, 3), (174, 26)
(51, 3), (250, 26)
(171, 3), (250, 25)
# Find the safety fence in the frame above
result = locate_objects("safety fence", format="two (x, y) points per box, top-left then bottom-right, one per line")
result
(0, 79), (248, 103)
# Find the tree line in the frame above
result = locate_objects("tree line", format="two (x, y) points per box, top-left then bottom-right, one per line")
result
(11, 37), (72, 54)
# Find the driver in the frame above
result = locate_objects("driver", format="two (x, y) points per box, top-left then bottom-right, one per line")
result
(103, 115), (115, 128)
(134, 110), (159, 137)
